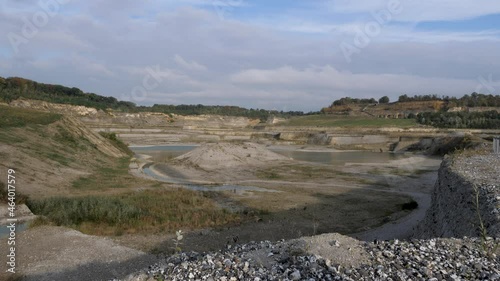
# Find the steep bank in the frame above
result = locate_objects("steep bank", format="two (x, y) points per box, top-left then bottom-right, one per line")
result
(413, 152), (500, 239)
(0, 107), (129, 197)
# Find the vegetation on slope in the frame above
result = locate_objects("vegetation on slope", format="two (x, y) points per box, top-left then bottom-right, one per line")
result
(99, 132), (134, 156)
(284, 115), (417, 128)
(0, 104), (61, 128)
(321, 93), (500, 129)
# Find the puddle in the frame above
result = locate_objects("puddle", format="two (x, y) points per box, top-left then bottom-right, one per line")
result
(0, 222), (29, 239)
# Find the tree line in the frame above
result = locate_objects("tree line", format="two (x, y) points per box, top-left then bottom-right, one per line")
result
(398, 93), (500, 107)
(0, 76), (136, 111)
(0, 76), (305, 120)
(327, 93), (500, 108)
(416, 111), (500, 129)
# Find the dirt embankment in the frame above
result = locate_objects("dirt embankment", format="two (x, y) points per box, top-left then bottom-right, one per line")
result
(0, 115), (127, 198)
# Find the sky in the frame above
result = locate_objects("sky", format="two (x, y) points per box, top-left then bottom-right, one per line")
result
(1, 0), (500, 112)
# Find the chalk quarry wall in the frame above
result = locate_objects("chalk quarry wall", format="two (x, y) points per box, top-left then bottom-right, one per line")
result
(413, 153), (500, 239)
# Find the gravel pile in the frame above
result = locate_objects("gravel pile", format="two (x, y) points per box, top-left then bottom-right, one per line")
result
(454, 153), (500, 194)
(118, 236), (499, 281)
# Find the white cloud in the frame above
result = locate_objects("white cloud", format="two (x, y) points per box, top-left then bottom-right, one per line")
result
(173, 54), (207, 71)
(328, 0), (500, 22)
(231, 65), (479, 99)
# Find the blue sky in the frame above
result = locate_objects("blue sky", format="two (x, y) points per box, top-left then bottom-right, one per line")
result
(1, 0), (500, 111)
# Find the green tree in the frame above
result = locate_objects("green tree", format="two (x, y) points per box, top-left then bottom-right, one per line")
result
(379, 96), (390, 103)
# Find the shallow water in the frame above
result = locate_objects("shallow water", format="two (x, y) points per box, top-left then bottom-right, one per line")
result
(0, 222), (29, 239)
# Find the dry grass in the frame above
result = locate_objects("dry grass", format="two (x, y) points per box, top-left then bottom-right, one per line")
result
(0, 104), (61, 128)
(28, 189), (243, 236)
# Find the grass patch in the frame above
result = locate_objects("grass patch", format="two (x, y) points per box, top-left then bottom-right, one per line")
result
(255, 170), (282, 179)
(41, 151), (73, 166)
(0, 105), (61, 128)
(27, 196), (143, 226)
(27, 189), (242, 235)
(0, 130), (27, 144)
(284, 115), (417, 128)
(54, 125), (80, 148)
(99, 132), (134, 156)
(72, 157), (134, 190)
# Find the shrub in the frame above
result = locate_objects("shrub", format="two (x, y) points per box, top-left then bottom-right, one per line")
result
(99, 132), (133, 156)
(401, 200), (418, 210)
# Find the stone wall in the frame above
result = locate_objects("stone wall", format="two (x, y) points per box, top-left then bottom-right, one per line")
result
(413, 154), (500, 239)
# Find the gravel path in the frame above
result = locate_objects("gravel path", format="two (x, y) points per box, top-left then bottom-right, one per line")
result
(118, 235), (499, 281)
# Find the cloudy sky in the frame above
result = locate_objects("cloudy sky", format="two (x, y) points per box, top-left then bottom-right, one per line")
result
(1, 0), (500, 111)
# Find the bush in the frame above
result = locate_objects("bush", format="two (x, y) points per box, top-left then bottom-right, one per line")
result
(99, 132), (133, 155)
(401, 200), (418, 210)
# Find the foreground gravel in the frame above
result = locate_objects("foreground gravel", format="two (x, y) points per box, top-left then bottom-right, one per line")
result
(118, 236), (499, 281)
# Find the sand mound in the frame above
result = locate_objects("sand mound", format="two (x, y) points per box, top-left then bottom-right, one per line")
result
(173, 142), (288, 170)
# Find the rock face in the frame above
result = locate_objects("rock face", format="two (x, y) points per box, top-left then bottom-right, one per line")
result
(413, 153), (500, 239)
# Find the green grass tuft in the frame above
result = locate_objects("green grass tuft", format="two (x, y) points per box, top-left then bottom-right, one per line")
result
(99, 131), (134, 156)
(72, 157), (133, 190)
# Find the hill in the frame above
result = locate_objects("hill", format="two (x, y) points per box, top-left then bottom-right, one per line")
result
(321, 94), (500, 129)
(173, 142), (288, 170)
(0, 76), (305, 120)
(0, 104), (130, 198)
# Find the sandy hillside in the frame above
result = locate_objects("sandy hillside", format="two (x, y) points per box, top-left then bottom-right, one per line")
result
(173, 142), (289, 170)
